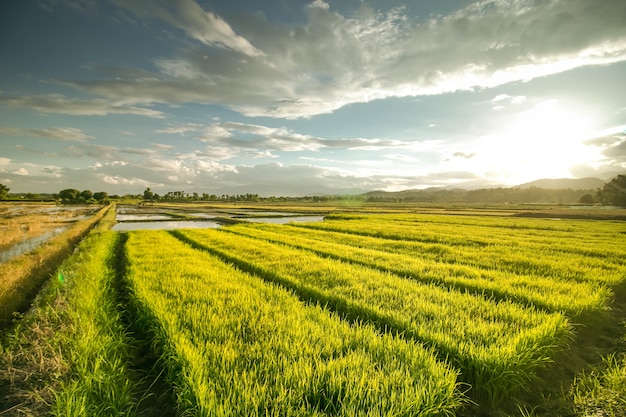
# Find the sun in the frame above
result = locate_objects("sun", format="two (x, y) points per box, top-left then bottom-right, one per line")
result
(480, 100), (602, 183)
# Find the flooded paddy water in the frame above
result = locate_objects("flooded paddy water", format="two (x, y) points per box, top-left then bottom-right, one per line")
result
(0, 202), (324, 260)
(112, 204), (324, 231)
(0, 203), (101, 263)
(0, 226), (70, 263)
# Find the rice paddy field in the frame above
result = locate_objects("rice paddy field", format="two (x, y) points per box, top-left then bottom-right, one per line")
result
(1, 203), (626, 416)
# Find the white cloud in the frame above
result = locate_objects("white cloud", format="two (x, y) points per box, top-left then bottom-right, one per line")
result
(0, 158), (64, 183)
(103, 175), (151, 187)
(583, 128), (626, 169)
(0, 127), (95, 142)
(491, 94), (526, 111)
(60, 0), (626, 118)
(162, 121), (415, 154)
(111, 0), (262, 56)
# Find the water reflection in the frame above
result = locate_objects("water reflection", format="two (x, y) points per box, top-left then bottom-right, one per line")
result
(0, 226), (69, 263)
(116, 214), (175, 221)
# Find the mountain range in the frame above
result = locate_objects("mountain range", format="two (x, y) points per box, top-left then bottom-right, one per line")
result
(516, 177), (606, 190)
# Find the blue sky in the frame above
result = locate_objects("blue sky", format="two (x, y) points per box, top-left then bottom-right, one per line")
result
(1, 0), (625, 196)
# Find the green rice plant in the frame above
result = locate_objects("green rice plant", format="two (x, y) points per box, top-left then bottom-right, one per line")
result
(278, 222), (623, 284)
(571, 353), (626, 416)
(175, 228), (572, 403)
(223, 223), (609, 317)
(298, 216), (626, 285)
(124, 230), (463, 416)
(50, 228), (139, 416)
(324, 213), (626, 255)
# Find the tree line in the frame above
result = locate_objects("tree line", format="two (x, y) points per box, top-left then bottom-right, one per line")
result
(0, 175), (625, 206)
(141, 188), (261, 202)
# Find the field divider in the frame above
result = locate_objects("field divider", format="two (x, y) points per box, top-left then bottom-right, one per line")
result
(171, 228), (572, 404)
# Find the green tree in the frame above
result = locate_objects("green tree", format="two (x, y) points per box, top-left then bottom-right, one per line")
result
(80, 189), (94, 201)
(0, 184), (9, 200)
(93, 191), (109, 203)
(579, 193), (595, 204)
(143, 187), (154, 201)
(59, 188), (81, 203)
(597, 175), (626, 206)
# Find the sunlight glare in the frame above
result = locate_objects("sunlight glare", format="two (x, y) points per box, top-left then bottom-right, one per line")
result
(483, 100), (601, 184)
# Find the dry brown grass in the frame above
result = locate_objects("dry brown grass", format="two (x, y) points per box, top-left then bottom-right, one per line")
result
(0, 205), (110, 328)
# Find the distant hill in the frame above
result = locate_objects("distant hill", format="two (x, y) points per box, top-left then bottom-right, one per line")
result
(517, 177), (605, 190)
(359, 178), (608, 204)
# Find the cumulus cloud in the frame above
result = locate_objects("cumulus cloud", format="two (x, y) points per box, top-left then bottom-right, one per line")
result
(585, 129), (626, 163)
(491, 94), (526, 110)
(0, 127), (95, 142)
(567, 128), (626, 178)
(103, 175), (151, 187)
(2, 145), (496, 195)
(0, 94), (166, 118)
(59, 0), (626, 118)
(0, 158), (64, 184)
(159, 121), (413, 154)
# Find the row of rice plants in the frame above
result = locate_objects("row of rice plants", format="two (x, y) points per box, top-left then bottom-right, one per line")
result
(377, 217), (626, 262)
(261, 222), (621, 284)
(323, 212), (613, 234)
(221, 223), (608, 317)
(310, 215), (626, 265)
(175, 228), (571, 403)
(124, 230), (463, 416)
(298, 219), (626, 284)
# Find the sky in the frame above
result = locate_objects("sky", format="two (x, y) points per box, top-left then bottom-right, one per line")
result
(1, 0), (625, 197)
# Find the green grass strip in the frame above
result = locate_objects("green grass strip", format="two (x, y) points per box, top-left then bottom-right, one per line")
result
(125, 230), (463, 416)
(50, 229), (138, 415)
(1, 206), (142, 416)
